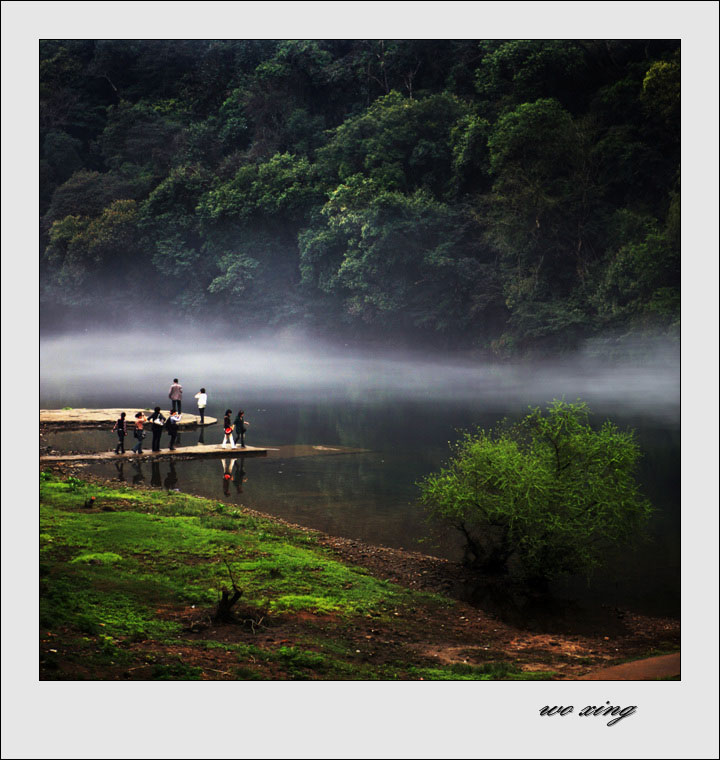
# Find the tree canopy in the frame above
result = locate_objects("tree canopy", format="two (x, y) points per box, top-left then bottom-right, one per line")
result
(40, 39), (680, 352)
(418, 400), (653, 582)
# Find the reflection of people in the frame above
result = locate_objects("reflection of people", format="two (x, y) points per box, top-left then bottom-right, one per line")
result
(198, 426), (206, 445)
(169, 379), (183, 413)
(151, 461), (162, 487)
(114, 461), (126, 482)
(131, 412), (147, 454)
(222, 410), (236, 449)
(148, 406), (166, 451)
(164, 460), (178, 490)
(132, 461), (145, 485)
(167, 410), (181, 450)
(112, 412), (127, 454)
(194, 388), (207, 425)
(233, 456), (247, 494)
(221, 458), (233, 496)
(234, 410), (250, 448)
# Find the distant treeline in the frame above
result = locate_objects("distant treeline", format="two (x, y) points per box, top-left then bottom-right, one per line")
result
(40, 40), (679, 353)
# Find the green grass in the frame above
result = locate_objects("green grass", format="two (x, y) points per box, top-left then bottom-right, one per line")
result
(408, 661), (555, 681)
(39, 472), (551, 681)
(40, 476), (441, 620)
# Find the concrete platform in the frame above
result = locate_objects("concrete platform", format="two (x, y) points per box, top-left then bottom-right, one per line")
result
(40, 444), (270, 463)
(40, 408), (216, 429)
(39, 443), (368, 464)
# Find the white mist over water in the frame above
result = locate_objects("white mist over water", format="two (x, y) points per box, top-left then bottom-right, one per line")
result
(38, 328), (681, 616)
(40, 329), (679, 420)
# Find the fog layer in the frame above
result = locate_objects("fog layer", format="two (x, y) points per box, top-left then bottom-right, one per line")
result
(40, 329), (679, 421)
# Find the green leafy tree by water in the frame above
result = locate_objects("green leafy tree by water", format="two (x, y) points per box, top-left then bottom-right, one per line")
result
(419, 400), (652, 582)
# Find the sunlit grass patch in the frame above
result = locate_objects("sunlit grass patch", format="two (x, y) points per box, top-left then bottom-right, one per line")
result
(70, 552), (124, 565)
(39, 573), (182, 641)
(409, 661), (555, 680)
(269, 595), (342, 614)
(41, 476), (450, 621)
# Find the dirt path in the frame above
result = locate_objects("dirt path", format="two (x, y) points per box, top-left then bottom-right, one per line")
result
(578, 653), (680, 680)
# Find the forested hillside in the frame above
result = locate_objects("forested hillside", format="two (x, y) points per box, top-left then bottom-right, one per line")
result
(40, 40), (680, 353)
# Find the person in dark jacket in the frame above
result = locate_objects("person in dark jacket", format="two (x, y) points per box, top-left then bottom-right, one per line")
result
(167, 410), (181, 450)
(112, 412), (127, 454)
(233, 410), (250, 448)
(148, 406), (166, 452)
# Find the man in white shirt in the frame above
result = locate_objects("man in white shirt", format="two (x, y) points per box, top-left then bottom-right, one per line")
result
(194, 387), (207, 425)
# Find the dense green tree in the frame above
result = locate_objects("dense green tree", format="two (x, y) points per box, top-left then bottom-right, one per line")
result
(42, 168), (152, 230)
(300, 176), (505, 336)
(44, 199), (145, 307)
(474, 40), (589, 113)
(482, 99), (605, 348)
(592, 206), (680, 328)
(316, 90), (469, 196)
(419, 400), (653, 582)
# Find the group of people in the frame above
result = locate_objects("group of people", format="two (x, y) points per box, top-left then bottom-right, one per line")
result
(170, 379), (208, 422)
(112, 407), (182, 455)
(222, 409), (250, 449)
(110, 378), (249, 454)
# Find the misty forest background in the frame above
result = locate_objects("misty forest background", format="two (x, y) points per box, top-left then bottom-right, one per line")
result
(40, 39), (680, 354)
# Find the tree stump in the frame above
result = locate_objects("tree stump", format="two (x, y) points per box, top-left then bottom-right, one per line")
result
(213, 587), (243, 623)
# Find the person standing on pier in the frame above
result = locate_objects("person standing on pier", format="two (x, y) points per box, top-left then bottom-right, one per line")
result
(131, 412), (147, 455)
(222, 409), (236, 449)
(112, 412), (127, 454)
(148, 406), (166, 451)
(194, 388), (207, 425)
(167, 409), (181, 450)
(169, 379), (183, 413)
(234, 409), (249, 448)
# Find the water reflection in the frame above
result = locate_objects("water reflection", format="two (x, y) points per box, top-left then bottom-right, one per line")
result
(221, 458), (233, 496)
(131, 461), (145, 485)
(164, 461), (179, 491)
(114, 461), (126, 482)
(234, 457), (247, 494)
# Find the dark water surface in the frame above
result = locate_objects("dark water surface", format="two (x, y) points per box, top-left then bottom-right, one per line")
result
(40, 334), (680, 620)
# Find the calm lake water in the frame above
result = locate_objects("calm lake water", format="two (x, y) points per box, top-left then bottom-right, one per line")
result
(40, 332), (680, 620)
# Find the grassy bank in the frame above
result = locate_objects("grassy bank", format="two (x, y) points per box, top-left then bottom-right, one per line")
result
(39, 472), (553, 681)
